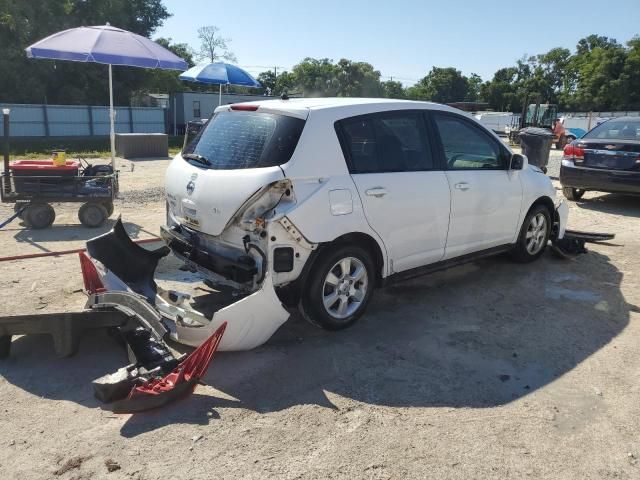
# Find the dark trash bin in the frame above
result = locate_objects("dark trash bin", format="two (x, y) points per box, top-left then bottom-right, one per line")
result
(519, 127), (554, 172)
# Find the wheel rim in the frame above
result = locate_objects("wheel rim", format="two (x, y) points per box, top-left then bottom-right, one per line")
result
(525, 213), (548, 255)
(322, 256), (368, 319)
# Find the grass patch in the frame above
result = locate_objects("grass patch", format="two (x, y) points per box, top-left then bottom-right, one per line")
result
(5, 136), (183, 159)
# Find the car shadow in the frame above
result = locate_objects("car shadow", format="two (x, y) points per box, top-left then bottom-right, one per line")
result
(575, 193), (640, 218)
(10, 219), (156, 251)
(0, 250), (630, 438)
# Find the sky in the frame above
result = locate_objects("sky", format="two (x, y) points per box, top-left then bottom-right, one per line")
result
(155, 0), (640, 85)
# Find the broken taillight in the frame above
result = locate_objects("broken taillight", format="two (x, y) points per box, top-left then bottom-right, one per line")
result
(563, 144), (585, 163)
(78, 251), (106, 294)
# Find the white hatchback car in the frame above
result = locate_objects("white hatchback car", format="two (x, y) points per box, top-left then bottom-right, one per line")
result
(160, 98), (568, 346)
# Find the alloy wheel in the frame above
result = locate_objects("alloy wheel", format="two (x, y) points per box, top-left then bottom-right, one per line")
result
(525, 213), (548, 255)
(322, 256), (369, 319)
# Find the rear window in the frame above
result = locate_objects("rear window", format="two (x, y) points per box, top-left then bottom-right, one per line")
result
(183, 111), (305, 169)
(583, 119), (640, 141)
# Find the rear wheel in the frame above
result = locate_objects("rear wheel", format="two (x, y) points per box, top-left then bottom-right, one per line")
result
(78, 202), (108, 228)
(102, 201), (114, 217)
(24, 203), (55, 229)
(562, 187), (585, 201)
(510, 204), (551, 263)
(299, 245), (375, 330)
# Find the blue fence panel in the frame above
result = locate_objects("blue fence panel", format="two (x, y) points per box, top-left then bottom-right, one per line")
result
(131, 107), (165, 133)
(0, 103), (166, 137)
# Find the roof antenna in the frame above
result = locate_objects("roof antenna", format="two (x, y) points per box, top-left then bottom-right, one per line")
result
(280, 92), (289, 101)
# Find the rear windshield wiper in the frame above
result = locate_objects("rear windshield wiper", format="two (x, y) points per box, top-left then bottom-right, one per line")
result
(182, 153), (212, 166)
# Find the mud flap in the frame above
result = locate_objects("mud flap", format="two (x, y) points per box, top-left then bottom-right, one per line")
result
(86, 217), (169, 302)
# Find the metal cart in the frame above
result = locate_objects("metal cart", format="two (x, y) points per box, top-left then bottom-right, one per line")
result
(1, 158), (119, 229)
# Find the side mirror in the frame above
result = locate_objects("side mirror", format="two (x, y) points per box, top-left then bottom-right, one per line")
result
(510, 153), (524, 170)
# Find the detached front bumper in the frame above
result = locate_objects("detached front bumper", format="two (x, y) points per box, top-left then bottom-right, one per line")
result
(85, 219), (289, 351)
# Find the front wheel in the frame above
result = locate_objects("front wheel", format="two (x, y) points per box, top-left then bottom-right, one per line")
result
(299, 245), (375, 330)
(510, 205), (551, 263)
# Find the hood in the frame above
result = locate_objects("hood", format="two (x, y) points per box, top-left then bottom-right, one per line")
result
(165, 154), (285, 236)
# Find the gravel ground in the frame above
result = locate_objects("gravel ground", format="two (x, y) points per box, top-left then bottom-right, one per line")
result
(1, 156), (639, 479)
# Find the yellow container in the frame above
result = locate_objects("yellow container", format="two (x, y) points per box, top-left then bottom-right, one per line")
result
(52, 150), (66, 166)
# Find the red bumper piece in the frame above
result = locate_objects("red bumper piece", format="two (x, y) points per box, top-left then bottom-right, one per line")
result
(111, 322), (227, 413)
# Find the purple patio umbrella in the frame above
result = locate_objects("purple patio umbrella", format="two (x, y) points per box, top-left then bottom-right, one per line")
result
(26, 24), (188, 167)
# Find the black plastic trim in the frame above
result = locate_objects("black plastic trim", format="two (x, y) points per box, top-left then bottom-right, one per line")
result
(382, 244), (513, 286)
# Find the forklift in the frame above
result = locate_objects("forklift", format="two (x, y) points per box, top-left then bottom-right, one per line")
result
(507, 94), (567, 149)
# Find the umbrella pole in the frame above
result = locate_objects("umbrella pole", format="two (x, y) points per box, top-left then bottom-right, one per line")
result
(109, 64), (116, 170)
(219, 84), (222, 108)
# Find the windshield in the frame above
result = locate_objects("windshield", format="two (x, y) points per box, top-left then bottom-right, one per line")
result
(182, 111), (305, 170)
(583, 119), (640, 141)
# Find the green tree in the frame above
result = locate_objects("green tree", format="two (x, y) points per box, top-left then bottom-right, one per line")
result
(0, 0), (171, 104)
(256, 71), (277, 95)
(290, 58), (340, 96)
(619, 37), (640, 109)
(134, 38), (195, 99)
(465, 73), (483, 102)
(407, 67), (469, 103)
(335, 59), (382, 97)
(565, 35), (627, 110)
(381, 80), (406, 99)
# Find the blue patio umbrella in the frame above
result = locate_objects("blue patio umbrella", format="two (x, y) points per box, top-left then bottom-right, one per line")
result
(179, 62), (261, 108)
(26, 24), (188, 166)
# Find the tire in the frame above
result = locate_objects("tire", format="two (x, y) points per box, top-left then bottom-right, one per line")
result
(102, 201), (114, 217)
(78, 202), (108, 228)
(299, 244), (375, 330)
(562, 187), (585, 201)
(24, 203), (55, 229)
(510, 204), (551, 263)
(13, 202), (29, 220)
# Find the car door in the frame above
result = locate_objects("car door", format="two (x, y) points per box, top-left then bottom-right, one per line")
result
(430, 111), (522, 259)
(337, 110), (451, 273)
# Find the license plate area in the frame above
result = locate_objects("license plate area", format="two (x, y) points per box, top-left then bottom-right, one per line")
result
(584, 151), (635, 170)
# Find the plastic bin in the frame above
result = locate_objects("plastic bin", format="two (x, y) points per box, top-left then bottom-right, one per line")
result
(518, 127), (554, 171)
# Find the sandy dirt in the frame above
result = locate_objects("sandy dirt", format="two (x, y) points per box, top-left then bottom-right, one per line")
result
(1, 151), (639, 479)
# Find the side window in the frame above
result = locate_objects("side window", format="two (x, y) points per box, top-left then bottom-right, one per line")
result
(433, 113), (505, 170)
(193, 101), (201, 118)
(339, 112), (433, 173)
(374, 113), (433, 171)
(341, 117), (379, 173)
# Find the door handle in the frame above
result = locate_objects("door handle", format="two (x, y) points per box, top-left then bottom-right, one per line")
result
(454, 182), (470, 191)
(365, 187), (387, 198)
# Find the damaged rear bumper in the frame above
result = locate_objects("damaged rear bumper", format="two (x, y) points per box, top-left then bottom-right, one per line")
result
(160, 225), (258, 285)
(85, 219), (289, 351)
